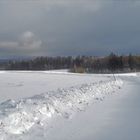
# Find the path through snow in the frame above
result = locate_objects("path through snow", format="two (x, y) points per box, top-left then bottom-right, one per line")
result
(0, 77), (123, 139)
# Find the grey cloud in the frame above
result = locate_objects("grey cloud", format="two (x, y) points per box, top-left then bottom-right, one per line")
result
(19, 31), (42, 49)
(0, 31), (42, 54)
(0, 0), (140, 57)
(0, 42), (18, 48)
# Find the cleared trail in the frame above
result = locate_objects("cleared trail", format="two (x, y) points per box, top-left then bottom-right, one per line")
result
(40, 76), (140, 140)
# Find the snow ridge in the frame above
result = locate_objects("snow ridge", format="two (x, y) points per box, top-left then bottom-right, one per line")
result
(0, 79), (123, 138)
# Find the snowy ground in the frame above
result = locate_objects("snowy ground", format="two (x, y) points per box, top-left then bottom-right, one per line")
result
(0, 71), (139, 140)
(0, 71), (112, 102)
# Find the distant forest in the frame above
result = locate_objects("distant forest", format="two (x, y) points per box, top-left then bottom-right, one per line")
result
(0, 53), (140, 73)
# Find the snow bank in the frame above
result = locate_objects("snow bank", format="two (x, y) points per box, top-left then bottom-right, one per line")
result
(0, 79), (123, 138)
(115, 73), (138, 77)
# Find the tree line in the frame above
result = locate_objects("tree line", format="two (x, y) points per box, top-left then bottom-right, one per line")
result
(1, 53), (140, 73)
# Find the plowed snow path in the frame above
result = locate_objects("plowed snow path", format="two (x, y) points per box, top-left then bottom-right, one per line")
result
(0, 71), (124, 139)
(36, 76), (140, 140)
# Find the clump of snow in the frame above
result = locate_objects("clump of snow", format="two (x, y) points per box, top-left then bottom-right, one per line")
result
(0, 79), (123, 138)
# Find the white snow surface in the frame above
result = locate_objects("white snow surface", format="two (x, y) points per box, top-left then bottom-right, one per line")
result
(0, 71), (112, 102)
(0, 71), (125, 139)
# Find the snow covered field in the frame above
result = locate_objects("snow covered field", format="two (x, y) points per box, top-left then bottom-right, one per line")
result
(0, 71), (112, 102)
(0, 71), (139, 140)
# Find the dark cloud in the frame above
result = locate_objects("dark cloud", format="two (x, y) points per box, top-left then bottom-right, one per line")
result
(0, 0), (140, 57)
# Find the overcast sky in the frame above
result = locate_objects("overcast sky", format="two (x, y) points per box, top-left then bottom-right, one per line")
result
(0, 0), (140, 58)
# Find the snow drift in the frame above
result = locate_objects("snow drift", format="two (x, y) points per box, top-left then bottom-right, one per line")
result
(0, 78), (123, 138)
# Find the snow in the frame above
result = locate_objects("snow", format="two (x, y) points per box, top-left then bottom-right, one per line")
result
(0, 71), (111, 102)
(43, 76), (140, 140)
(0, 71), (139, 140)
